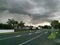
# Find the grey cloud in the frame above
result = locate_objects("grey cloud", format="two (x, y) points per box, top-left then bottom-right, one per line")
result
(0, 0), (8, 12)
(30, 14), (52, 24)
(0, 0), (58, 14)
(0, 0), (60, 25)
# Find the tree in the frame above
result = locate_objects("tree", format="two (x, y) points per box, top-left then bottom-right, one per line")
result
(38, 26), (43, 29)
(18, 21), (25, 30)
(7, 19), (18, 32)
(7, 19), (16, 26)
(29, 26), (33, 30)
(51, 20), (59, 29)
(36, 27), (38, 30)
(0, 23), (13, 29)
(42, 25), (51, 29)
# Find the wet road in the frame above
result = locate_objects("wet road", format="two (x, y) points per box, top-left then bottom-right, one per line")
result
(0, 30), (58, 45)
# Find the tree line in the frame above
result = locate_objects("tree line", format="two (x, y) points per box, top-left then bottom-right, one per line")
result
(0, 19), (60, 32)
(0, 23), (13, 29)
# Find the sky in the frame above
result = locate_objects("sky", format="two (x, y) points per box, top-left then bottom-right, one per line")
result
(0, 0), (60, 26)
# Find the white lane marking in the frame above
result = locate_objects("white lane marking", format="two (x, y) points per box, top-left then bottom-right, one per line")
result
(29, 33), (32, 35)
(45, 32), (48, 34)
(15, 35), (22, 37)
(35, 31), (41, 33)
(0, 35), (22, 40)
(19, 33), (45, 45)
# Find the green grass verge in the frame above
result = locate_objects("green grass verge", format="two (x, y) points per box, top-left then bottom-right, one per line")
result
(48, 32), (56, 39)
(0, 30), (36, 35)
(0, 30), (40, 38)
(0, 30), (31, 38)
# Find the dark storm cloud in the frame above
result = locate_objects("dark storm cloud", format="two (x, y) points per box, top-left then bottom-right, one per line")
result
(0, 0), (8, 12)
(0, 0), (60, 25)
(7, 0), (33, 15)
(33, 0), (58, 9)
(0, 0), (58, 14)
(30, 14), (52, 24)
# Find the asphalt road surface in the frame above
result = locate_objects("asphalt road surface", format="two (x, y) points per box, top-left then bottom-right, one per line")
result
(0, 30), (58, 45)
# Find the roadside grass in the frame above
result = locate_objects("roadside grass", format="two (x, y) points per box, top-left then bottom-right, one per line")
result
(0, 30), (37, 38)
(48, 31), (56, 39)
(0, 29), (43, 38)
(0, 31), (27, 35)
(0, 30), (32, 38)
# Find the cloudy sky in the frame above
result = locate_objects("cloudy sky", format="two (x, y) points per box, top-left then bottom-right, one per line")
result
(0, 0), (60, 26)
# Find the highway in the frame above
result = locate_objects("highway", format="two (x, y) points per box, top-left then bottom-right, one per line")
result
(0, 30), (58, 45)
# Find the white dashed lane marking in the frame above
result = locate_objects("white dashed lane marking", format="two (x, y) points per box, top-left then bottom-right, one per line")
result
(19, 33), (45, 45)
(29, 33), (33, 35)
(0, 35), (22, 40)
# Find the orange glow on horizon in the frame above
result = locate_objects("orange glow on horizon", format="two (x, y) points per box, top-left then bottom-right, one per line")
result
(25, 22), (50, 27)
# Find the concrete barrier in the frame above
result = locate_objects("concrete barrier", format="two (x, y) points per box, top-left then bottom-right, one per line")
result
(0, 29), (14, 33)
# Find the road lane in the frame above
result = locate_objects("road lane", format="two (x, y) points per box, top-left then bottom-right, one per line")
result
(19, 32), (45, 45)
(0, 35), (22, 40)
(0, 30), (49, 45)
(0, 30), (42, 40)
(24, 32), (56, 45)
